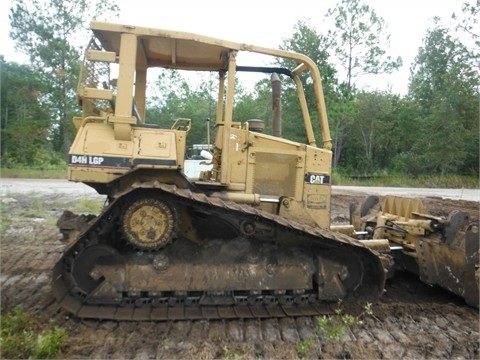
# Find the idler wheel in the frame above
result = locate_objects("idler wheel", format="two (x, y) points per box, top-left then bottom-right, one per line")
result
(122, 197), (175, 250)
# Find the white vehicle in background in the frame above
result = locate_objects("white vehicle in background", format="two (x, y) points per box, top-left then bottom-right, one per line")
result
(183, 144), (213, 179)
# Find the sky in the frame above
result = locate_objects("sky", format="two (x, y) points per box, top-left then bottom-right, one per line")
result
(0, 0), (463, 94)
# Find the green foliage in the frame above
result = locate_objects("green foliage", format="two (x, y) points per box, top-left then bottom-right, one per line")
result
(3, 1), (478, 179)
(0, 58), (64, 168)
(234, 83), (272, 133)
(296, 337), (315, 359)
(222, 348), (245, 360)
(332, 169), (478, 188)
(315, 301), (374, 340)
(8, 0), (120, 156)
(277, 20), (341, 145)
(338, 91), (397, 172)
(453, 0), (479, 50)
(142, 12), (479, 179)
(1, 308), (32, 337)
(316, 315), (348, 340)
(295, 302), (375, 358)
(2, 0), (121, 167)
(0, 167), (67, 179)
(407, 21), (479, 176)
(326, 0), (402, 92)
(328, 97), (357, 167)
(0, 202), (12, 236)
(73, 197), (103, 215)
(2, 149), (65, 170)
(0, 308), (67, 359)
(279, 20), (338, 98)
(320, 0), (403, 168)
(147, 69), (218, 146)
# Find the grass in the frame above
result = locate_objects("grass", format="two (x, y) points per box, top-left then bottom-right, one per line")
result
(296, 337), (315, 359)
(0, 202), (12, 236)
(0, 308), (67, 359)
(72, 197), (103, 215)
(315, 301), (374, 340)
(332, 171), (479, 188)
(19, 197), (46, 218)
(2, 167), (477, 188)
(295, 302), (375, 358)
(222, 348), (245, 359)
(0, 168), (67, 179)
(0, 193), (102, 240)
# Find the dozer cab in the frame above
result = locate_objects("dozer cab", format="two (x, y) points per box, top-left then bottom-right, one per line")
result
(53, 21), (476, 321)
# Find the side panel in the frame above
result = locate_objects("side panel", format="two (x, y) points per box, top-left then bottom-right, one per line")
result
(68, 122), (132, 183)
(242, 131), (332, 229)
(303, 147), (332, 229)
(244, 131), (305, 199)
(68, 121), (186, 184)
(225, 127), (249, 190)
(249, 150), (304, 199)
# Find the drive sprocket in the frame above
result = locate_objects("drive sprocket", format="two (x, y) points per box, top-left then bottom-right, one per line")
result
(122, 197), (175, 250)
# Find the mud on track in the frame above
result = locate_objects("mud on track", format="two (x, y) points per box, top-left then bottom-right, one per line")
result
(1, 191), (478, 359)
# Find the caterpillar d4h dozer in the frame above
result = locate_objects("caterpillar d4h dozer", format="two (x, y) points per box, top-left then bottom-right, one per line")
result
(53, 21), (476, 321)
(53, 21), (386, 320)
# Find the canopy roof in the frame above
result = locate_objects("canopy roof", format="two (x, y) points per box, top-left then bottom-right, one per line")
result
(90, 21), (306, 71)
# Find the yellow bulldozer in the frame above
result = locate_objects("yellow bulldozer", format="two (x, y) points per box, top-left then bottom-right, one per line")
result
(54, 21), (478, 320)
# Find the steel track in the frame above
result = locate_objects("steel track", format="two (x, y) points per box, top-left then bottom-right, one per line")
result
(53, 182), (386, 320)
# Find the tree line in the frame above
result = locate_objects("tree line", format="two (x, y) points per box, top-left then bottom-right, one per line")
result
(1, 0), (478, 178)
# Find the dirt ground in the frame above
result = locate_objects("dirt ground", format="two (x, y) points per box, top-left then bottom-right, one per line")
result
(1, 190), (478, 359)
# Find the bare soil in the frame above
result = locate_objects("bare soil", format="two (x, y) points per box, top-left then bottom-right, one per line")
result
(1, 191), (478, 359)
